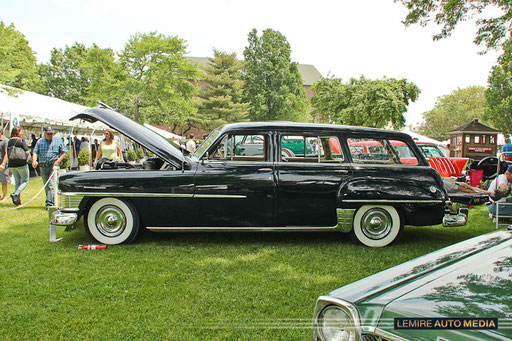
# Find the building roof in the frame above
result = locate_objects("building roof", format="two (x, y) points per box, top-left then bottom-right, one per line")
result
(186, 56), (323, 86)
(448, 118), (499, 134)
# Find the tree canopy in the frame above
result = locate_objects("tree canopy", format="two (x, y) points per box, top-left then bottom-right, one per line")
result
(485, 39), (512, 135)
(119, 32), (199, 127)
(196, 50), (249, 130)
(421, 86), (488, 141)
(243, 28), (309, 122)
(396, 0), (512, 51)
(0, 21), (39, 92)
(311, 76), (419, 129)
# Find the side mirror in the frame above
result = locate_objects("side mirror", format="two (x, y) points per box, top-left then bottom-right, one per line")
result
(201, 152), (209, 165)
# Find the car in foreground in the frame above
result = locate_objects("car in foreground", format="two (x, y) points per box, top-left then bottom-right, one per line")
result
(312, 229), (512, 340)
(50, 105), (467, 246)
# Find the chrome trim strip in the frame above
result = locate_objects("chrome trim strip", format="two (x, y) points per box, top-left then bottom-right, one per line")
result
(336, 208), (355, 233)
(194, 194), (247, 199)
(343, 199), (443, 204)
(59, 192), (247, 199)
(374, 328), (409, 341)
(147, 226), (337, 231)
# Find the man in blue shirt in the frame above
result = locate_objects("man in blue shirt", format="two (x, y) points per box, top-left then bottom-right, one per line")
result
(502, 137), (512, 161)
(32, 126), (68, 207)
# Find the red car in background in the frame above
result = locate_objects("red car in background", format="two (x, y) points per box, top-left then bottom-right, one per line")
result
(348, 140), (469, 178)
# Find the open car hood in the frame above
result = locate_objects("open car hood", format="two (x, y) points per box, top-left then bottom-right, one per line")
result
(71, 107), (185, 168)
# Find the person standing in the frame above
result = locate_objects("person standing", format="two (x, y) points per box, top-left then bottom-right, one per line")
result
(0, 128), (9, 202)
(502, 137), (512, 161)
(93, 129), (124, 168)
(32, 126), (68, 208)
(186, 134), (196, 153)
(2, 126), (30, 206)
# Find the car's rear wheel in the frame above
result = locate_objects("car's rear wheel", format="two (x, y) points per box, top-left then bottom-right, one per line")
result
(86, 198), (140, 245)
(351, 205), (402, 247)
(282, 148), (295, 158)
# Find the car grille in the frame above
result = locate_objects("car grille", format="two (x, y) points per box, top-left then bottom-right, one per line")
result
(58, 193), (83, 211)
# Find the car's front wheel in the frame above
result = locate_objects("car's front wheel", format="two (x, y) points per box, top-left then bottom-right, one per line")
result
(86, 198), (140, 245)
(351, 205), (402, 247)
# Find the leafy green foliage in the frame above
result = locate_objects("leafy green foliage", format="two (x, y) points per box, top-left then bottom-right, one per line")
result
(38, 43), (125, 106)
(135, 148), (144, 161)
(396, 0), (512, 51)
(119, 32), (199, 126)
(77, 148), (90, 166)
(196, 50), (249, 130)
(59, 153), (69, 170)
(486, 39), (512, 135)
(243, 29), (309, 122)
(0, 21), (39, 91)
(311, 76), (419, 129)
(127, 149), (136, 162)
(421, 86), (488, 140)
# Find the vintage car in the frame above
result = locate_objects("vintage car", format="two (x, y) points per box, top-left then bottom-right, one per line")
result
(312, 229), (512, 340)
(50, 105), (468, 246)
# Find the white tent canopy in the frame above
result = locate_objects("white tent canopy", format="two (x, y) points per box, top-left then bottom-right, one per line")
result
(144, 123), (183, 140)
(0, 84), (106, 136)
(401, 129), (441, 144)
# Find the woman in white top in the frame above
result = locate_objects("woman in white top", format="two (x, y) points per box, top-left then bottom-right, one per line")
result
(93, 129), (124, 167)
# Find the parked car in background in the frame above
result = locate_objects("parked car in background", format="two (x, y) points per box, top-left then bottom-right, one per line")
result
(312, 229), (512, 340)
(50, 105), (467, 247)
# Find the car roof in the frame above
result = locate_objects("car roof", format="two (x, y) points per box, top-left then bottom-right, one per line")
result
(219, 121), (412, 139)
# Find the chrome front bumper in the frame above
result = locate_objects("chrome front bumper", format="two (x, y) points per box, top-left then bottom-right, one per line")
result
(48, 207), (78, 226)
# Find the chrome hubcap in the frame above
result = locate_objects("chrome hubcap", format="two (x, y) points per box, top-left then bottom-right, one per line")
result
(95, 205), (126, 237)
(361, 208), (393, 240)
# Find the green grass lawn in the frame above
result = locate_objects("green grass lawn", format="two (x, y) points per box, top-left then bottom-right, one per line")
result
(0, 178), (500, 340)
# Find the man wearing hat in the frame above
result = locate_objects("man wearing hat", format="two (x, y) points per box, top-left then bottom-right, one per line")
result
(32, 126), (68, 208)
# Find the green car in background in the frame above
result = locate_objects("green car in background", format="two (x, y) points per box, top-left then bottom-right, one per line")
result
(234, 135), (315, 157)
(313, 229), (512, 340)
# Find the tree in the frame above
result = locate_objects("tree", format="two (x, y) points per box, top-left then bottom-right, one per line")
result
(421, 86), (488, 141)
(243, 28), (309, 122)
(38, 43), (125, 107)
(38, 42), (91, 104)
(485, 39), (512, 135)
(196, 50), (249, 130)
(119, 31), (199, 126)
(396, 0), (512, 51)
(0, 21), (39, 91)
(311, 76), (420, 129)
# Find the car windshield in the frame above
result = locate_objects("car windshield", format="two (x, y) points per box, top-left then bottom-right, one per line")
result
(194, 128), (221, 158)
(419, 145), (445, 157)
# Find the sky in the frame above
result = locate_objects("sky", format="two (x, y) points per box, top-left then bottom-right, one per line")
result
(1, 0), (502, 126)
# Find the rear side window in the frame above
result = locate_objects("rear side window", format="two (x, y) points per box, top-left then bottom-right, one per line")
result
(280, 135), (344, 163)
(348, 137), (419, 165)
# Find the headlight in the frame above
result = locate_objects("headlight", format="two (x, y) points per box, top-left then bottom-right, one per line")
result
(313, 297), (361, 341)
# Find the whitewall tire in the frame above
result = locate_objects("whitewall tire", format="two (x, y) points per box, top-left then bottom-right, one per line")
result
(86, 198), (140, 245)
(351, 205), (402, 247)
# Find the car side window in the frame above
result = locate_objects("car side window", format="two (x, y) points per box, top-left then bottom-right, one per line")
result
(280, 135), (344, 163)
(348, 137), (419, 165)
(209, 134), (268, 162)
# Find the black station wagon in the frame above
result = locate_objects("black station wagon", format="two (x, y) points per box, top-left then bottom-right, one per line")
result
(50, 105), (467, 246)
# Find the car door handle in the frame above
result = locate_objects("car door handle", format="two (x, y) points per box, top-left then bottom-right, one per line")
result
(258, 168), (273, 172)
(335, 169), (349, 173)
